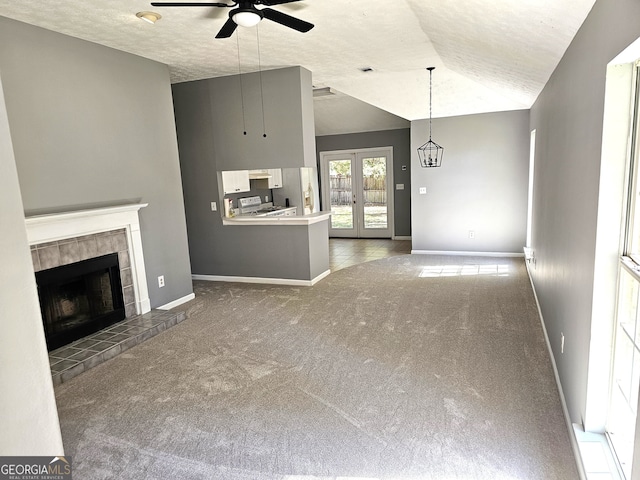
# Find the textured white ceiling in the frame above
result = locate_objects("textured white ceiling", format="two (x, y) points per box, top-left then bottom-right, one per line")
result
(0, 0), (596, 121)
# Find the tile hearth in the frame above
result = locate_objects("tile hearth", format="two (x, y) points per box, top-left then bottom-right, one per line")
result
(49, 309), (186, 386)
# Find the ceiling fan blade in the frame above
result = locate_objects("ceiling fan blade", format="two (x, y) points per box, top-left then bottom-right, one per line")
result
(259, 0), (302, 6)
(261, 8), (313, 33)
(215, 17), (238, 38)
(151, 2), (232, 7)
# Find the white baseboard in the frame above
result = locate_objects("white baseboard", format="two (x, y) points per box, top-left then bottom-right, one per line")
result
(525, 262), (587, 480)
(393, 235), (412, 240)
(157, 293), (195, 311)
(192, 269), (331, 287)
(411, 249), (525, 258)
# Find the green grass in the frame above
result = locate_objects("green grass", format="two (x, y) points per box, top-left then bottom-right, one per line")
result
(330, 205), (388, 230)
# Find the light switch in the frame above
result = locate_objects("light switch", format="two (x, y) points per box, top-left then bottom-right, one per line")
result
(211, 201), (217, 211)
(419, 187), (427, 194)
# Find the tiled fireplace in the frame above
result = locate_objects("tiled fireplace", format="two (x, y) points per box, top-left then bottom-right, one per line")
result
(26, 204), (150, 350)
(23, 203), (188, 385)
(32, 229), (134, 309)
(33, 233), (129, 350)
(25, 203), (152, 348)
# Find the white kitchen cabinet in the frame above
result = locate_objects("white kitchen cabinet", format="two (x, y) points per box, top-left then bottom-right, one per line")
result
(267, 169), (283, 188)
(282, 207), (297, 216)
(248, 168), (283, 189)
(221, 170), (250, 195)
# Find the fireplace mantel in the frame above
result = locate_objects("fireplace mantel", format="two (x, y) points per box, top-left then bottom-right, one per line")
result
(25, 203), (151, 315)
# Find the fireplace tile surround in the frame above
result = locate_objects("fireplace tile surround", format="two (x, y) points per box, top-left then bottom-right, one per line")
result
(30, 229), (138, 318)
(25, 203), (152, 319)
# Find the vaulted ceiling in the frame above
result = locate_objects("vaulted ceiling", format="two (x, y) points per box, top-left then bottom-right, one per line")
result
(0, 0), (596, 124)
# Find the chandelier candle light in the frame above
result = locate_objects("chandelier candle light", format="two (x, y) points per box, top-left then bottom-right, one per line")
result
(417, 67), (444, 168)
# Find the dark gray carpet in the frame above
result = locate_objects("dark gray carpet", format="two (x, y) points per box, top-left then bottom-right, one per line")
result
(55, 255), (579, 479)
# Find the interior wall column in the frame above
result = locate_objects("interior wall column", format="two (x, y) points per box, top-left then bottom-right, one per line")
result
(0, 72), (64, 455)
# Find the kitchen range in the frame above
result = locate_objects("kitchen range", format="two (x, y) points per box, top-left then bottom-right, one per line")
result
(236, 196), (297, 217)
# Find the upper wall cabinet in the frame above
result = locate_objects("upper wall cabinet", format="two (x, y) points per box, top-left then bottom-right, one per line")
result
(221, 170), (250, 195)
(249, 168), (283, 189)
(267, 168), (283, 188)
(209, 67), (317, 171)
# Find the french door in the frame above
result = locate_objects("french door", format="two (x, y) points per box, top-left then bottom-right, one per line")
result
(320, 147), (393, 238)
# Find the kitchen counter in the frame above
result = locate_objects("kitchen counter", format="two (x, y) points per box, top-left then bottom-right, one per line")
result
(222, 211), (331, 226)
(207, 211), (331, 286)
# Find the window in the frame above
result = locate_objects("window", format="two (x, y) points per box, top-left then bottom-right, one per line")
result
(609, 63), (640, 480)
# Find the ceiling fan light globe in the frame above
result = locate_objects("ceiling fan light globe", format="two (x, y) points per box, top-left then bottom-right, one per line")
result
(232, 11), (262, 27)
(136, 11), (161, 24)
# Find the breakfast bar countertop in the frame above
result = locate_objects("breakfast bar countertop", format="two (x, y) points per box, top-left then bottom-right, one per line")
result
(222, 211), (331, 226)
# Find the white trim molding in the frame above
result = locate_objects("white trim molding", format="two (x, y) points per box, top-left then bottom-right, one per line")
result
(157, 293), (195, 311)
(25, 203), (151, 315)
(192, 269), (331, 287)
(411, 249), (525, 258)
(524, 259), (587, 480)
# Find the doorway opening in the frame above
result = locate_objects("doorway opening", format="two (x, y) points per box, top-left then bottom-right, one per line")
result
(527, 129), (536, 248)
(320, 147), (394, 238)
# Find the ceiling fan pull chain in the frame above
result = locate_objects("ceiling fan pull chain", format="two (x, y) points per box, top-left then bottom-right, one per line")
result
(236, 33), (248, 135)
(256, 25), (267, 138)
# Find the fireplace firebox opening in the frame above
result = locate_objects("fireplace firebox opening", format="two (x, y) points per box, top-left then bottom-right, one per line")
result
(36, 253), (125, 351)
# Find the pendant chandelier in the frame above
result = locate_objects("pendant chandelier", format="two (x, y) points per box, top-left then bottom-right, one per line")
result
(417, 67), (444, 168)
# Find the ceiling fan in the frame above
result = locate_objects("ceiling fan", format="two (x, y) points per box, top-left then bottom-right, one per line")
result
(149, 0), (314, 38)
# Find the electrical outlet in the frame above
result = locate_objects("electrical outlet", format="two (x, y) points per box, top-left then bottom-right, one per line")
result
(469, 230), (475, 239)
(265, 196), (269, 202)
(561, 333), (565, 354)
(419, 187), (427, 194)
(158, 275), (165, 288)
(211, 201), (217, 211)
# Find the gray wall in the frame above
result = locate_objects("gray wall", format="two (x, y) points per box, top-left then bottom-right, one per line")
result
(0, 17), (193, 308)
(209, 67), (316, 170)
(529, 0), (640, 425)
(173, 69), (326, 281)
(410, 110), (530, 253)
(314, 94), (410, 136)
(0, 73), (64, 455)
(308, 220), (330, 278)
(315, 129), (412, 237)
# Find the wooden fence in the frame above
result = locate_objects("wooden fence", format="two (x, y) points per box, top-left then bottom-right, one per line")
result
(330, 175), (386, 205)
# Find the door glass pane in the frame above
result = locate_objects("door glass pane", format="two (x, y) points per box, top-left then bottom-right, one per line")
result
(329, 159), (353, 229)
(361, 157), (388, 229)
(610, 267), (640, 479)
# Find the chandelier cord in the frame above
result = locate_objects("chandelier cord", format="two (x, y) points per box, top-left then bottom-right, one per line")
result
(429, 67), (433, 141)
